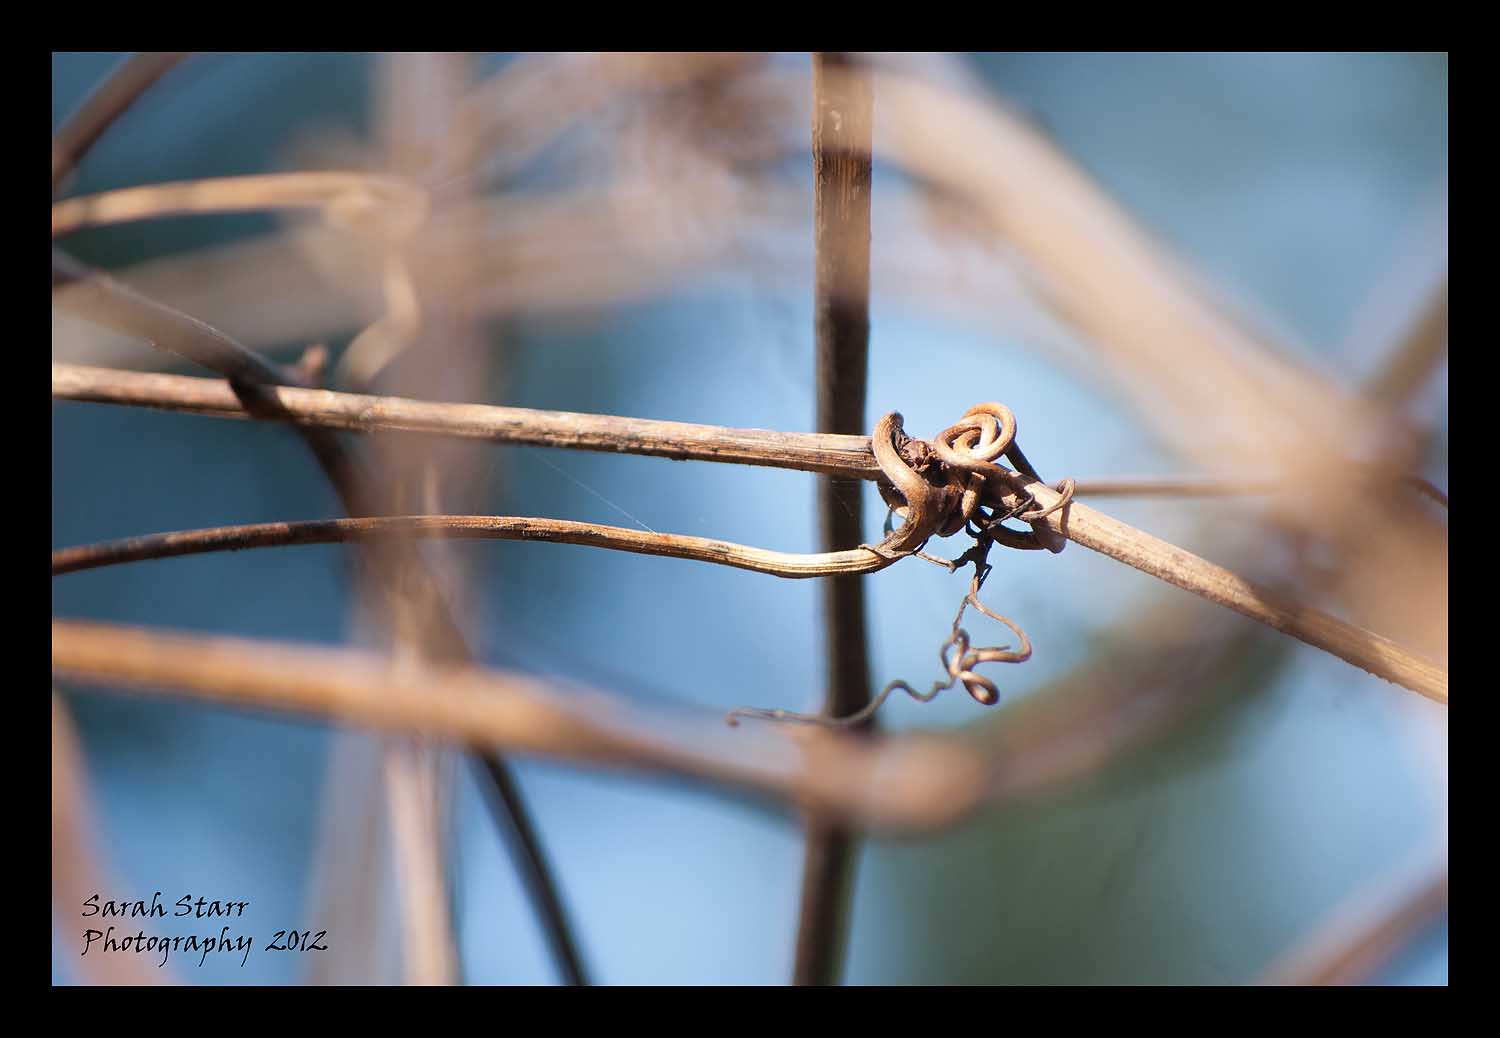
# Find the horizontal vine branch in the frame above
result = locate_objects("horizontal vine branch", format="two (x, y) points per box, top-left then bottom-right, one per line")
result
(985, 475), (1447, 705)
(53, 363), (1447, 503)
(51, 515), (893, 579)
(52, 172), (428, 240)
(52, 618), (988, 832)
(51, 363), (1447, 704)
(53, 362), (878, 477)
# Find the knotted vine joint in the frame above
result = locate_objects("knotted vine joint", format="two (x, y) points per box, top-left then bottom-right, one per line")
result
(868, 404), (1075, 563)
(727, 403), (1074, 728)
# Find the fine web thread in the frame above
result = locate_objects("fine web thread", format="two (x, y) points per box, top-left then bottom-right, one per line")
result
(528, 452), (661, 535)
(827, 478), (866, 526)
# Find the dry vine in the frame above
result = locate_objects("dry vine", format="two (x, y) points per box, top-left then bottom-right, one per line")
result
(52, 51), (1447, 986)
(53, 366), (1448, 703)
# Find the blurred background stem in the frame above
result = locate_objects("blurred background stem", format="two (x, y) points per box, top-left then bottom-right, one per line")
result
(795, 51), (875, 987)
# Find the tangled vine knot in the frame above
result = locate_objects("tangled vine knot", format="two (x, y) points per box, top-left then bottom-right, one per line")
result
(727, 403), (1076, 728)
(867, 402), (1076, 561)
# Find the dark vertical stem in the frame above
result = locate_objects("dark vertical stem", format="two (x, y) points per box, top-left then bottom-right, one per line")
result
(52, 53), (188, 192)
(474, 755), (590, 984)
(793, 51), (874, 988)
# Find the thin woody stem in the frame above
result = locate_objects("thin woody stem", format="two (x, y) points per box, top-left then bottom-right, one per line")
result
(50, 618), (992, 832)
(52, 258), (586, 986)
(1364, 276), (1448, 409)
(52, 361), (1448, 704)
(52, 52), (189, 191)
(797, 50), (876, 989)
(51, 362), (880, 478)
(1262, 868), (1448, 985)
(51, 172), (428, 240)
(51, 515), (895, 579)
(51, 364), (1449, 507)
(988, 473), (1447, 704)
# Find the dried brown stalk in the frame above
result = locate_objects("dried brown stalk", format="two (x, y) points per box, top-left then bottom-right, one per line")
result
(50, 605), (1295, 839)
(990, 476), (1446, 704)
(50, 516), (894, 579)
(382, 737), (457, 985)
(868, 57), (1448, 669)
(52, 618), (989, 832)
(52, 692), (170, 985)
(49, 259), (552, 984)
(1071, 474), (1444, 508)
(51, 51), (586, 983)
(51, 172), (428, 240)
(455, 53), (762, 181)
(49, 360), (1447, 505)
(46, 179), (1065, 373)
(50, 52), (1446, 987)
(1261, 860), (1448, 985)
(334, 52), (468, 989)
(51, 361), (878, 477)
(796, 51), (876, 988)
(1364, 276), (1448, 410)
(53, 363), (1448, 704)
(52, 53), (188, 192)
(50, 264), (581, 985)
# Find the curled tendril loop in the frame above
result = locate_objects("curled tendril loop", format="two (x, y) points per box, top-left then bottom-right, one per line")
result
(861, 411), (958, 561)
(726, 403), (1072, 728)
(725, 538), (1032, 727)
